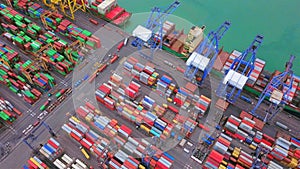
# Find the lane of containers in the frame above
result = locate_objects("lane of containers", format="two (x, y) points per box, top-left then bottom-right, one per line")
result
(206, 111), (300, 169)
(96, 71), (197, 141)
(11, 0), (101, 50)
(0, 4), (79, 75)
(0, 42), (50, 104)
(23, 137), (90, 169)
(62, 102), (176, 169)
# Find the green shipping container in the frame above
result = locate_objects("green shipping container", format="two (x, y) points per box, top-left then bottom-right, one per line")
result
(9, 86), (18, 93)
(17, 75), (26, 83)
(82, 30), (92, 37)
(0, 111), (9, 121)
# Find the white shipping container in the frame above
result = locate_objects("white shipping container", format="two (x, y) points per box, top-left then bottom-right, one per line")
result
(76, 159), (88, 169)
(220, 133), (233, 142)
(62, 124), (72, 134)
(213, 142), (228, 154)
(225, 121), (238, 133)
(128, 137), (139, 147)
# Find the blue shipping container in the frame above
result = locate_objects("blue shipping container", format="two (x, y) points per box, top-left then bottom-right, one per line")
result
(163, 152), (175, 161)
(44, 144), (55, 154)
(154, 122), (165, 132)
(161, 75), (171, 84)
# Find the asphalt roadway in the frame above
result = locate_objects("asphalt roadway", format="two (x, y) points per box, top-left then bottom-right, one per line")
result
(0, 5), (299, 169)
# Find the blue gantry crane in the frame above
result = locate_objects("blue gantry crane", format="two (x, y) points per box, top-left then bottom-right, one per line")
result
(23, 121), (56, 151)
(250, 55), (295, 123)
(141, 136), (158, 167)
(185, 21), (231, 85)
(216, 35), (264, 103)
(131, 1), (181, 59)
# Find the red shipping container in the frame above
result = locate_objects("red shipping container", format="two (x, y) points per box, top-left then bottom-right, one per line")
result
(47, 139), (59, 150)
(228, 117), (240, 126)
(76, 107), (88, 118)
(168, 105), (179, 114)
(85, 102), (96, 111)
(70, 131), (81, 142)
(80, 139), (92, 149)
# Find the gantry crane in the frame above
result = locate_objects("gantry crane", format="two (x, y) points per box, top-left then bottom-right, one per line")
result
(216, 35), (264, 103)
(131, 1), (181, 59)
(64, 40), (85, 63)
(5, 0), (12, 7)
(43, 0), (86, 20)
(0, 58), (11, 70)
(40, 10), (59, 30)
(251, 144), (272, 169)
(185, 21), (231, 85)
(250, 55), (295, 123)
(23, 121), (56, 151)
(141, 136), (158, 167)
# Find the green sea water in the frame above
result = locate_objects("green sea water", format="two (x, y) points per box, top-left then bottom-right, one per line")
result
(119, 0), (300, 75)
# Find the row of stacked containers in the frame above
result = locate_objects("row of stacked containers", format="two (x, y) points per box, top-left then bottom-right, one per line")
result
(23, 137), (89, 169)
(62, 102), (176, 169)
(203, 111), (300, 169)
(0, 42), (47, 104)
(0, 2), (100, 104)
(0, 97), (22, 123)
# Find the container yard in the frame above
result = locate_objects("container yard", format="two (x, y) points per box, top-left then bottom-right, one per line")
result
(0, 0), (299, 169)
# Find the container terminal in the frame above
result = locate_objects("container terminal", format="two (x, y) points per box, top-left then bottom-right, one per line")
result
(0, 0), (299, 169)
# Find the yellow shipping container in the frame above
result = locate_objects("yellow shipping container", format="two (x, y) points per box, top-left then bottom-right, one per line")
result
(221, 160), (228, 166)
(162, 103), (168, 108)
(287, 158), (298, 168)
(139, 164), (146, 169)
(172, 119), (178, 124)
(71, 116), (80, 123)
(95, 109), (101, 115)
(85, 116), (92, 122)
(249, 144), (257, 150)
(163, 130), (170, 136)
(232, 151), (240, 159)
(140, 125), (150, 133)
(218, 164), (226, 169)
(167, 98), (173, 102)
(169, 84), (175, 91)
(110, 130), (116, 136)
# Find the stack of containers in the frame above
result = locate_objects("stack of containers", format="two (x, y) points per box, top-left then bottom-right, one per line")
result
(32, 72), (55, 91)
(238, 117), (255, 143)
(194, 95), (211, 118)
(224, 116), (240, 138)
(142, 96), (155, 110)
(24, 156), (49, 169)
(125, 80), (140, 99)
(267, 161), (284, 169)
(247, 58), (266, 87)
(283, 75), (299, 102)
(271, 137), (290, 161)
(96, 83), (112, 103)
(0, 110), (16, 123)
(118, 125), (132, 139)
(182, 118), (197, 137)
(222, 50), (242, 73)
(162, 21), (175, 38)
(140, 65), (157, 86)
(204, 150), (224, 169)
(237, 150), (253, 168)
(174, 88), (188, 106)
(39, 137), (62, 161)
(155, 152), (174, 169)
(157, 75), (172, 93)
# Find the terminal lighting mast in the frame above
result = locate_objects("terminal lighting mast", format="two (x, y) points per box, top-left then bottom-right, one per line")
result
(131, 1), (181, 59)
(216, 35), (263, 103)
(184, 21), (231, 85)
(250, 55), (295, 123)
